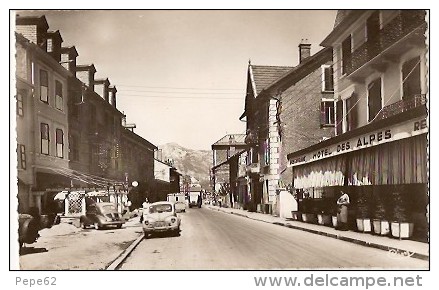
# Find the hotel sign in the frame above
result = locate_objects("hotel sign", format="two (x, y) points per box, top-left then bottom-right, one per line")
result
(288, 117), (427, 167)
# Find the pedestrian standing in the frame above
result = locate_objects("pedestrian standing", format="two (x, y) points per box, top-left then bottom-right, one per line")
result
(140, 198), (149, 223)
(336, 191), (350, 231)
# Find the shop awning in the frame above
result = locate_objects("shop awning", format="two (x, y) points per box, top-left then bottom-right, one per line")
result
(293, 155), (346, 189)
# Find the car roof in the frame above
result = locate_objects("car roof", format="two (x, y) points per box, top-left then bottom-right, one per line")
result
(95, 202), (115, 207)
(150, 201), (173, 206)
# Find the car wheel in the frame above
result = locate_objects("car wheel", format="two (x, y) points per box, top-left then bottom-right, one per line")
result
(144, 233), (149, 239)
(94, 222), (101, 230)
(116, 224), (122, 229)
(80, 221), (87, 229)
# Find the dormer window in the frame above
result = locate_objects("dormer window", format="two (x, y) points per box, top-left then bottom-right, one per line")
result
(47, 38), (53, 52)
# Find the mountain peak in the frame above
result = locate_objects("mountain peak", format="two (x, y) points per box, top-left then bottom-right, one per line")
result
(158, 142), (212, 189)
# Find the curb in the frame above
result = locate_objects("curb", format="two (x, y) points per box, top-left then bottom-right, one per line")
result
(208, 207), (429, 262)
(106, 233), (144, 270)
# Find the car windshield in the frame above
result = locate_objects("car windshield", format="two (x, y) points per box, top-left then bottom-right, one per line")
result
(100, 204), (117, 212)
(149, 204), (172, 213)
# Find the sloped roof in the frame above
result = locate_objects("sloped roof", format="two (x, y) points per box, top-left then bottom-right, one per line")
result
(320, 10), (366, 47)
(212, 134), (247, 146)
(333, 10), (353, 28)
(251, 65), (293, 95)
(263, 47), (332, 94)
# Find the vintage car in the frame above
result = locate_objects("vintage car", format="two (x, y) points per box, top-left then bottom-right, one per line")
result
(167, 193), (186, 213)
(142, 201), (181, 238)
(80, 202), (125, 230)
(18, 214), (40, 247)
(174, 201), (186, 213)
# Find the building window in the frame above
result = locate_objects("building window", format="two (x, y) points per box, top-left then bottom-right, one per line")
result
(366, 11), (381, 42)
(18, 144), (26, 170)
(341, 35), (352, 75)
(352, 24), (366, 51)
(402, 56), (421, 100)
(55, 80), (63, 111)
(41, 123), (49, 155)
(322, 65), (334, 92)
(40, 69), (49, 103)
(16, 93), (24, 116)
(56, 128), (64, 158)
(368, 78), (382, 121)
(47, 38), (53, 52)
(320, 100), (335, 126)
(366, 11), (381, 57)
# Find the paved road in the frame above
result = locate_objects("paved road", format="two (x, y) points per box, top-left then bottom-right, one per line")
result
(119, 207), (428, 270)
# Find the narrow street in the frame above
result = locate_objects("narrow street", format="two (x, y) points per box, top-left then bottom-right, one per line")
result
(119, 208), (428, 270)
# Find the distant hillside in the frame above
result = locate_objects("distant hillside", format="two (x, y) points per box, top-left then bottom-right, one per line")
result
(158, 143), (212, 187)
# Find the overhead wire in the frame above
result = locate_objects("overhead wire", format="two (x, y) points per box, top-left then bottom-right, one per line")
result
(229, 32), (425, 176)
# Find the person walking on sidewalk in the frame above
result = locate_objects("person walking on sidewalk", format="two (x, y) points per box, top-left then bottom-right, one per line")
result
(336, 191), (350, 231)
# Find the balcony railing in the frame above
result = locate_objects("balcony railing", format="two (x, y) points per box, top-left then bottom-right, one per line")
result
(346, 10), (426, 76)
(375, 94), (426, 121)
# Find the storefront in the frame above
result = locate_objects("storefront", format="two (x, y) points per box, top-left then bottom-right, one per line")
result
(287, 113), (428, 241)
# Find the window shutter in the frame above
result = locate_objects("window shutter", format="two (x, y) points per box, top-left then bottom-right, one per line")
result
(336, 100), (343, 134)
(342, 35), (352, 74)
(320, 102), (326, 126)
(19, 144), (26, 169)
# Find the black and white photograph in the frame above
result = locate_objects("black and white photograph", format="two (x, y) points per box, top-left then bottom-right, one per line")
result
(8, 4), (432, 289)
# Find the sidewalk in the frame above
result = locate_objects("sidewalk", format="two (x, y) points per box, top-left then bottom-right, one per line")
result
(206, 205), (429, 261)
(18, 217), (143, 270)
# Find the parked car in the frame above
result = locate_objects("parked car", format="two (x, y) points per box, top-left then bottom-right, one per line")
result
(167, 193), (186, 213)
(80, 202), (125, 230)
(142, 201), (181, 238)
(174, 201), (186, 213)
(18, 214), (40, 247)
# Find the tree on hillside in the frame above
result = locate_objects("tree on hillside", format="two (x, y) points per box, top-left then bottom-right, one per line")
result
(182, 175), (191, 194)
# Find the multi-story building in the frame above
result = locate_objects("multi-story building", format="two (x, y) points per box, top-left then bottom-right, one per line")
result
(120, 127), (156, 207)
(287, 10), (428, 240)
(15, 16), (71, 214)
(211, 134), (247, 207)
(241, 42), (335, 215)
(154, 158), (182, 202)
(15, 14), (158, 215)
(240, 65), (292, 212)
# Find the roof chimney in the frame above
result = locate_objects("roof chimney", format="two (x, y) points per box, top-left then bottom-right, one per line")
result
(299, 39), (311, 63)
(109, 85), (117, 108)
(60, 46), (78, 76)
(15, 15), (49, 50)
(94, 78), (110, 102)
(75, 64), (96, 91)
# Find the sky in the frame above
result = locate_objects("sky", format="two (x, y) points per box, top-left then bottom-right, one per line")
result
(15, 10), (337, 150)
